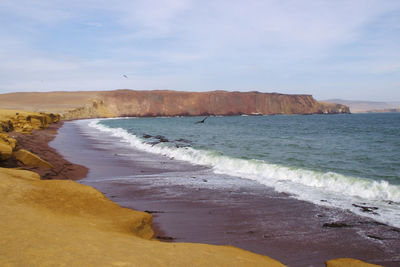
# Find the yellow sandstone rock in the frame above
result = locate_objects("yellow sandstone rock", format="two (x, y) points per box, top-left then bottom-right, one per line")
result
(0, 140), (13, 160)
(326, 258), (383, 267)
(0, 167), (286, 267)
(0, 133), (16, 160)
(13, 149), (54, 168)
(0, 108), (60, 134)
(0, 133), (17, 149)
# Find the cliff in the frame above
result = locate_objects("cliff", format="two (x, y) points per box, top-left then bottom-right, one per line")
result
(0, 90), (349, 120)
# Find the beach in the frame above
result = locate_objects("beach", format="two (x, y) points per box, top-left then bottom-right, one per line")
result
(1, 108), (397, 266)
(9, 121), (88, 180)
(49, 119), (400, 266)
(1, 112), (287, 267)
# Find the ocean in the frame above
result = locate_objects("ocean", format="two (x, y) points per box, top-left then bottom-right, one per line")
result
(88, 113), (400, 227)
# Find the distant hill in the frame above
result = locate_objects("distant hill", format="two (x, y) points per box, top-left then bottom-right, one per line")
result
(324, 99), (400, 113)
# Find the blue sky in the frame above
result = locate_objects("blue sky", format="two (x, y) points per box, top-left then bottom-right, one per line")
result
(0, 0), (399, 101)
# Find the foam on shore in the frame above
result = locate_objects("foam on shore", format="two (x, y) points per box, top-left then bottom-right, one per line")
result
(89, 119), (400, 228)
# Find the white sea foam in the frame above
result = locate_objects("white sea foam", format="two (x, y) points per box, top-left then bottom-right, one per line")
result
(87, 119), (400, 227)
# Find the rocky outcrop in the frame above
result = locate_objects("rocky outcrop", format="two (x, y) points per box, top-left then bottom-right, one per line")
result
(13, 149), (54, 168)
(324, 99), (400, 113)
(0, 90), (349, 120)
(0, 134), (16, 161)
(61, 99), (112, 120)
(318, 102), (350, 114)
(0, 109), (59, 166)
(0, 109), (60, 134)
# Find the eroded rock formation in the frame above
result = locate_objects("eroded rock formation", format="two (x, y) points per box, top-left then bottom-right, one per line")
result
(0, 109), (59, 165)
(0, 90), (350, 120)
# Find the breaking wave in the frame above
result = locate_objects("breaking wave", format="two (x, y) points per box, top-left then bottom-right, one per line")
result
(88, 119), (400, 227)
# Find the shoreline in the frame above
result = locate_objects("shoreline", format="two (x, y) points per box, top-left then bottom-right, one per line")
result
(51, 119), (400, 266)
(10, 121), (88, 180)
(2, 110), (397, 266)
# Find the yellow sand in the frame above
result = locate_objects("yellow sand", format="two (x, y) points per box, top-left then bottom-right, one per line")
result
(0, 167), (286, 267)
(326, 258), (383, 267)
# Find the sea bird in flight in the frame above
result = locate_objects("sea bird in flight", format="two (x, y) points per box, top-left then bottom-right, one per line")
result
(122, 74), (128, 78)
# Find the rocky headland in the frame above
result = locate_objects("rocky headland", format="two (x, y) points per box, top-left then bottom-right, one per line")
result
(0, 90), (350, 120)
(324, 99), (400, 113)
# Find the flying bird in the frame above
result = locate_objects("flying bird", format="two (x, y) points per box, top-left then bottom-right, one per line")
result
(122, 74), (128, 78)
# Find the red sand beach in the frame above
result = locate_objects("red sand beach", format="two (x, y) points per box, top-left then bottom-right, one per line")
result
(46, 120), (400, 267)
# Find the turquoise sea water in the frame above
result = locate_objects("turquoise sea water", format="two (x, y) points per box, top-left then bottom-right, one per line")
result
(91, 113), (400, 226)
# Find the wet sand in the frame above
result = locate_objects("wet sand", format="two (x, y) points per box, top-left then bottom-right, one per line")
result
(50, 121), (400, 267)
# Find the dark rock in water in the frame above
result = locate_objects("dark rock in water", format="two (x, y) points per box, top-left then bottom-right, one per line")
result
(155, 135), (169, 142)
(143, 134), (152, 138)
(352, 204), (379, 213)
(323, 222), (353, 228)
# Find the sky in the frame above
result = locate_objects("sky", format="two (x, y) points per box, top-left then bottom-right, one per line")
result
(0, 0), (399, 101)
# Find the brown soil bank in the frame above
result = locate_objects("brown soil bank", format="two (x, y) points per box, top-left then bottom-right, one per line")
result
(0, 89), (349, 120)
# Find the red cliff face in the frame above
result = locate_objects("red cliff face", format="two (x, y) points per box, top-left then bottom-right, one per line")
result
(0, 90), (350, 120)
(99, 90), (349, 117)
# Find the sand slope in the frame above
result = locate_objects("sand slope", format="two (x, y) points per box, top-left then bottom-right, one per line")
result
(0, 167), (286, 267)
